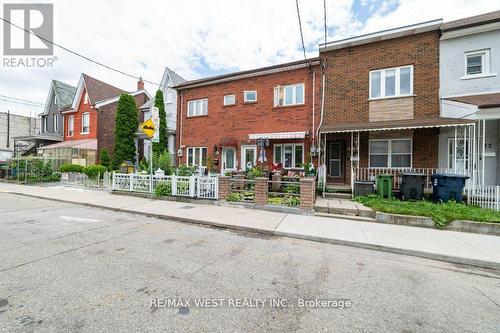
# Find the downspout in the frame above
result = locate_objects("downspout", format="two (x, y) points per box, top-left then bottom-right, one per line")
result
(316, 58), (327, 193)
(311, 68), (316, 160)
(178, 90), (184, 166)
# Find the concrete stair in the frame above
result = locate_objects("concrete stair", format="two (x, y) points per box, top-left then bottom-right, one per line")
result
(314, 197), (375, 219)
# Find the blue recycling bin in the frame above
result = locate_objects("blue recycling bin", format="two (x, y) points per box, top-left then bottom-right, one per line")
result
(431, 173), (469, 203)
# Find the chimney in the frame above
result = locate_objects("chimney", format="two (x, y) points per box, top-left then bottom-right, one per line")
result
(137, 77), (144, 91)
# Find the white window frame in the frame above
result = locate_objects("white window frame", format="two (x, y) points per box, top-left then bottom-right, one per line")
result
(243, 90), (257, 103)
(273, 143), (304, 169)
(53, 114), (58, 132)
(67, 115), (74, 136)
(369, 65), (413, 99)
(186, 147), (207, 167)
(81, 112), (90, 134)
(54, 94), (58, 105)
(241, 145), (257, 170)
(368, 138), (412, 168)
(187, 98), (208, 117)
(274, 83), (305, 107)
(223, 94), (236, 106)
(42, 116), (47, 133)
(463, 49), (491, 78)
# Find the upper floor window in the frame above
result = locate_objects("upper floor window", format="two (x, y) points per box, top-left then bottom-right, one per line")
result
(370, 65), (413, 99)
(81, 112), (90, 134)
(42, 116), (47, 133)
(223, 94), (236, 106)
(83, 92), (89, 105)
(165, 89), (173, 104)
(67, 116), (74, 136)
(53, 114), (58, 132)
(464, 49), (490, 77)
(187, 98), (208, 117)
(274, 83), (304, 106)
(54, 95), (57, 105)
(244, 91), (257, 103)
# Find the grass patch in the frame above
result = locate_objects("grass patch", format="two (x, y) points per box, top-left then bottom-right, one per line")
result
(354, 195), (500, 228)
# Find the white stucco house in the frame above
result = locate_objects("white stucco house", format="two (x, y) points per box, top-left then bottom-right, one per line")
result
(140, 67), (186, 163)
(439, 10), (500, 186)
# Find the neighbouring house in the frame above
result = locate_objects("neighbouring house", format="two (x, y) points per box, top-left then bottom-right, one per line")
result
(439, 10), (500, 186)
(12, 80), (76, 159)
(39, 74), (150, 166)
(174, 58), (321, 174)
(317, 19), (474, 190)
(0, 111), (39, 163)
(139, 67), (186, 162)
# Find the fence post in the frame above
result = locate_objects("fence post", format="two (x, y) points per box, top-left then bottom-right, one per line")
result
(254, 177), (268, 206)
(218, 176), (230, 200)
(496, 186), (500, 211)
(196, 176), (201, 198)
(300, 177), (316, 211)
(190, 175), (196, 197)
(112, 172), (115, 190)
(129, 173), (134, 192)
(171, 175), (177, 196)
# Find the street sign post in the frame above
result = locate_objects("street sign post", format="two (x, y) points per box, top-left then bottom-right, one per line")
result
(151, 106), (159, 143)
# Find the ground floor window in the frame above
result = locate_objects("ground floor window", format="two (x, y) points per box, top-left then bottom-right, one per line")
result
(369, 139), (412, 168)
(273, 144), (304, 168)
(241, 145), (256, 171)
(187, 147), (207, 167)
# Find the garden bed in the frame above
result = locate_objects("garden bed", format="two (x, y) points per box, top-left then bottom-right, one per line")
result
(355, 195), (500, 228)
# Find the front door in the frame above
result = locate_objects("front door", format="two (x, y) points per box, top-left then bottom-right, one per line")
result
(222, 148), (236, 173)
(241, 145), (256, 171)
(328, 142), (343, 179)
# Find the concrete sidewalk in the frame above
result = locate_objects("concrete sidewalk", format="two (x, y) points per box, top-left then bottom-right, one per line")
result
(1, 182), (500, 270)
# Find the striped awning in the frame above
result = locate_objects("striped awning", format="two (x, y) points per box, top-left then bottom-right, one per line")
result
(248, 131), (308, 140)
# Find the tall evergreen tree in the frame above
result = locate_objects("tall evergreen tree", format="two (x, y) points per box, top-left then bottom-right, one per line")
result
(113, 93), (139, 169)
(152, 89), (168, 155)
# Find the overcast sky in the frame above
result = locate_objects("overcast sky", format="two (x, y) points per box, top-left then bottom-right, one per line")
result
(1, 0), (499, 116)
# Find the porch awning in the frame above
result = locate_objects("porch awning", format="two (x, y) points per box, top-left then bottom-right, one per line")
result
(248, 131), (308, 140)
(445, 92), (500, 109)
(320, 118), (474, 133)
(39, 139), (97, 150)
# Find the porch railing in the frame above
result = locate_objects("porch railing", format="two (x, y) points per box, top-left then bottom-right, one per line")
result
(354, 168), (470, 189)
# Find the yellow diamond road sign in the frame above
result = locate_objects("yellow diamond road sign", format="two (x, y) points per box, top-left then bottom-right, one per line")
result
(141, 118), (155, 138)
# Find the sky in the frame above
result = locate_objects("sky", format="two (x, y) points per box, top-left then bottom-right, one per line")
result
(1, 0), (499, 117)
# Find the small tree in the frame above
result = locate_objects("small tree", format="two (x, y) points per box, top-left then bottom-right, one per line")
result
(152, 90), (168, 155)
(113, 94), (139, 169)
(99, 148), (111, 169)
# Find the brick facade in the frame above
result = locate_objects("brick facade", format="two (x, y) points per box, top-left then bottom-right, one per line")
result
(175, 60), (321, 173)
(320, 30), (441, 185)
(63, 87), (97, 141)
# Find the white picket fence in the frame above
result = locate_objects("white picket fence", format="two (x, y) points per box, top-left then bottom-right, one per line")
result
(466, 184), (500, 211)
(60, 172), (111, 188)
(112, 173), (218, 199)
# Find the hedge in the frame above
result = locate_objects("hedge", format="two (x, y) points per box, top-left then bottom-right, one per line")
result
(82, 165), (108, 178)
(59, 164), (84, 173)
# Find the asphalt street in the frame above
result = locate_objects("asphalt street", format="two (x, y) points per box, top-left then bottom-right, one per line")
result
(0, 193), (499, 332)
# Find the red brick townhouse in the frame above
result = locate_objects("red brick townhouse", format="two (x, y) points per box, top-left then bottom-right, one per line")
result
(317, 20), (475, 190)
(40, 74), (150, 165)
(174, 59), (321, 174)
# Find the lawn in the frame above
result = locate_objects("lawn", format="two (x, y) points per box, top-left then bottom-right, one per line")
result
(354, 195), (500, 228)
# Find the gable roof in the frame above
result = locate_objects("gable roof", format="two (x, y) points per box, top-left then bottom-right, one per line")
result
(441, 10), (500, 32)
(162, 67), (186, 87)
(52, 80), (76, 108)
(82, 73), (125, 104)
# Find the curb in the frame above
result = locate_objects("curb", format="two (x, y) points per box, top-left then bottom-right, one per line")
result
(5, 190), (500, 271)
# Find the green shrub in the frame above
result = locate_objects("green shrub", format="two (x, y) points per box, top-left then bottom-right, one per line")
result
(156, 150), (173, 175)
(176, 164), (197, 176)
(283, 184), (300, 194)
(227, 192), (244, 202)
(154, 182), (172, 197)
(286, 196), (300, 207)
(59, 164), (84, 173)
(82, 165), (108, 178)
(246, 166), (265, 179)
(139, 157), (149, 172)
(99, 148), (111, 169)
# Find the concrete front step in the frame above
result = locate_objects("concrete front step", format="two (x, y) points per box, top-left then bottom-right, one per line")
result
(323, 192), (352, 199)
(314, 198), (375, 219)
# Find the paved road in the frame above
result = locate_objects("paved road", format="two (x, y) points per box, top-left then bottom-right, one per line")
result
(0, 193), (499, 332)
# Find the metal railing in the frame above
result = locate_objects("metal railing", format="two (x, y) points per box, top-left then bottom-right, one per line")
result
(112, 173), (218, 199)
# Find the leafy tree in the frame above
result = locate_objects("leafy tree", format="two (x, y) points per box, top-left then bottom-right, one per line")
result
(139, 157), (149, 172)
(152, 89), (168, 155)
(156, 149), (173, 175)
(113, 94), (139, 169)
(99, 148), (111, 169)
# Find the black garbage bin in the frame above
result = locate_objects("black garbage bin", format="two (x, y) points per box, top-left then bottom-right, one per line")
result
(353, 181), (375, 197)
(431, 173), (469, 203)
(400, 172), (427, 200)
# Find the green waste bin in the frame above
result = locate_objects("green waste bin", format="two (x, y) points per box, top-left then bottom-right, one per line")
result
(376, 174), (393, 199)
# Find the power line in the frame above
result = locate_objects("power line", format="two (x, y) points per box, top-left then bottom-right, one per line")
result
(0, 98), (44, 108)
(0, 94), (44, 106)
(0, 16), (166, 88)
(295, 0), (307, 59)
(324, 0), (328, 45)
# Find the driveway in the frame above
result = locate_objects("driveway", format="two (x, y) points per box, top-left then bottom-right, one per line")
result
(0, 193), (499, 332)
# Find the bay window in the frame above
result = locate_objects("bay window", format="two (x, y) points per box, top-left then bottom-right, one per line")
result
(369, 139), (412, 168)
(369, 65), (413, 99)
(187, 147), (207, 167)
(273, 144), (304, 168)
